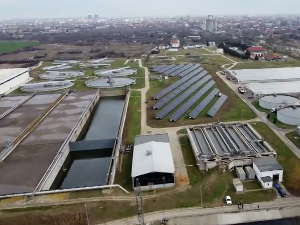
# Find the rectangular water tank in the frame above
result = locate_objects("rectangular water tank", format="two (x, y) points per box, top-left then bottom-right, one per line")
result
(236, 167), (246, 181)
(244, 166), (256, 180)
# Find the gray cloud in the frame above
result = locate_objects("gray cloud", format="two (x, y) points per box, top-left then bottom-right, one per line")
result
(0, 0), (299, 20)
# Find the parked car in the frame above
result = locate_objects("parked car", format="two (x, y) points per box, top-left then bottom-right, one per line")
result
(221, 71), (225, 75)
(238, 87), (245, 94)
(225, 196), (232, 205)
(274, 182), (286, 197)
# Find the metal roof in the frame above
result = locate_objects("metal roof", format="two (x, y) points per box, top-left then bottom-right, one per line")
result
(231, 67), (300, 83)
(253, 157), (283, 172)
(132, 134), (175, 177)
(0, 68), (28, 82)
(261, 176), (272, 183)
(246, 81), (300, 95)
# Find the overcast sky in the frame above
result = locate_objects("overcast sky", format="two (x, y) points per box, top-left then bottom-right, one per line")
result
(1, 0), (300, 20)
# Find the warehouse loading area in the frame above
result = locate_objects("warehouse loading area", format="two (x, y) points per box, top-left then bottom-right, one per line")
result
(0, 89), (129, 196)
(187, 123), (276, 171)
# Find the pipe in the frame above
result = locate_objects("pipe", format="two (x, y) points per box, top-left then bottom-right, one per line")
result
(0, 184), (129, 200)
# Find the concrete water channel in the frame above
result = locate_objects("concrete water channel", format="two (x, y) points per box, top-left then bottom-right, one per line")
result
(0, 89), (129, 196)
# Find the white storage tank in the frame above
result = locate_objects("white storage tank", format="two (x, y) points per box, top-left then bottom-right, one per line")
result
(277, 106), (300, 125)
(236, 167), (246, 181)
(244, 166), (255, 180)
(259, 94), (299, 110)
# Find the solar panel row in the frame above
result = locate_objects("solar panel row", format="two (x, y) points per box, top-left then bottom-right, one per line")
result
(153, 69), (201, 100)
(170, 63), (194, 77)
(188, 88), (220, 119)
(158, 64), (176, 73)
(178, 64), (201, 78)
(207, 95), (228, 117)
(153, 71), (207, 109)
(164, 64), (186, 75)
(155, 75), (212, 119)
(153, 65), (167, 72)
(169, 81), (216, 122)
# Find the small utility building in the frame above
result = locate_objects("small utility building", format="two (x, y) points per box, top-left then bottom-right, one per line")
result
(131, 134), (175, 191)
(253, 157), (283, 189)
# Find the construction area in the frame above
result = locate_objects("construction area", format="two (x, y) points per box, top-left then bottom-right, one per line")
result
(0, 89), (129, 196)
(187, 123), (276, 171)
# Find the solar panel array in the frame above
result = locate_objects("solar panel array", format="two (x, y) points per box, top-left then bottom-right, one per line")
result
(153, 65), (167, 72)
(178, 64), (201, 77)
(153, 70), (202, 100)
(158, 64), (176, 73)
(188, 88), (220, 119)
(207, 95), (228, 117)
(170, 64), (194, 77)
(169, 81), (216, 121)
(156, 75), (212, 119)
(164, 64), (186, 76)
(153, 71), (207, 109)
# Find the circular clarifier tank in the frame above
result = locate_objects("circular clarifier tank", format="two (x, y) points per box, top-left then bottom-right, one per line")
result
(39, 71), (85, 80)
(86, 77), (135, 88)
(20, 80), (75, 92)
(277, 106), (300, 125)
(259, 94), (299, 109)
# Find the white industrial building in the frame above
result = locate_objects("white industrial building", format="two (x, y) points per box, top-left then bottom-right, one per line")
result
(131, 134), (175, 191)
(0, 68), (30, 95)
(170, 36), (180, 48)
(246, 81), (300, 96)
(253, 157), (283, 189)
(229, 67), (300, 84)
(277, 106), (300, 125)
(233, 178), (243, 192)
(259, 95), (299, 110)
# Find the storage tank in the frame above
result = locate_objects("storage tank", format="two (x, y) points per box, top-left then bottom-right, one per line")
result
(259, 95), (299, 110)
(235, 167), (246, 181)
(277, 106), (300, 125)
(244, 166), (255, 180)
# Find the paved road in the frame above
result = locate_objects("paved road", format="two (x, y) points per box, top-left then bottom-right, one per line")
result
(98, 197), (300, 225)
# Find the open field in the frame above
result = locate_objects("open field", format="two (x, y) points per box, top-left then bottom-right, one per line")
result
(232, 57), (300, 70)
(146, 72), (256, 128)
(251, 101), (296, 129)
(286, 131), (300, 149)
(127, 61), (146, 89)
(0, 41), (39, 54)
(251, 122), (300, 195)
(200, 55), (233, 68)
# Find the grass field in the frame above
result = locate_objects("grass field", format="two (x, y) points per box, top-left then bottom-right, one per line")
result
(126, 61), (145, 89)
(251, 122), (300, 195)
(0, 41), (39, 54)
(200, 55), (232, 68)
(233, 57), (300, 70)
(286, 131), (300, 149)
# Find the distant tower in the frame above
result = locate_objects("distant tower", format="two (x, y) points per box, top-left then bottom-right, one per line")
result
(206, 15), (218, 33)
(135, 178), (145, 225)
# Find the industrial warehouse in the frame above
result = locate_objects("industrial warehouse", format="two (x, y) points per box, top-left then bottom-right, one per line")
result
(187, 123), (276, 171)
(0, 89), (129, 196)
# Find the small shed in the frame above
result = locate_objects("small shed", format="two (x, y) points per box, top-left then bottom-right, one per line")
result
(244, 166), (255, 180)
(233, 178), (243, 192)
(236, 167), (246, 181)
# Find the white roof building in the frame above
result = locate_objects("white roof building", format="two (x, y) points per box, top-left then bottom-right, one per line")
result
(0, 68), (30, 95)
(131, 134), (175, 191)
(229, 67), (300, 84)
(246, 81), (300, 95)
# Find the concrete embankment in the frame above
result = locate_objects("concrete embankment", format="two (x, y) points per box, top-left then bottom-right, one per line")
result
(168, 206), (300, 225)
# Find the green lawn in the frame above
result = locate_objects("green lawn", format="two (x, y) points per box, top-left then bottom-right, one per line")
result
(110, 58), (126, 68)
(233, 58), (300, 70)
(251, 122), (300, 195)
(0, 41), (39, 54)
(200, 55), (232, 68)
(286, 131), (300, 149)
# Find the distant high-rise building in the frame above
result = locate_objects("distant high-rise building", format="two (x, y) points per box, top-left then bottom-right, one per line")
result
(205, 15), (218, 33)
(94, 14), (99, 20)
(87, 15), (93, 20)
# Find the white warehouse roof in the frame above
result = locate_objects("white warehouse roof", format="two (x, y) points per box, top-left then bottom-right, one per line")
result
(131, 134), (175, 178)
(246, 81), (300, 95)
(0, 68), (28, 82)
(230, 67), (300, 83)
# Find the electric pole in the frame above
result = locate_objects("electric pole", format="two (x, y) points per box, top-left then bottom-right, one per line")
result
(135, 178), (145, 225)
(84, 204), (90, 225)
(200, 184), (203, 207)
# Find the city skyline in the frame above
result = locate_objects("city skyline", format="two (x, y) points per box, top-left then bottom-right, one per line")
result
(1, 0), (300, 20)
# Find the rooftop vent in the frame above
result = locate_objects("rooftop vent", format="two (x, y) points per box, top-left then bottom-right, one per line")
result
(146, 150), (152, 156)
